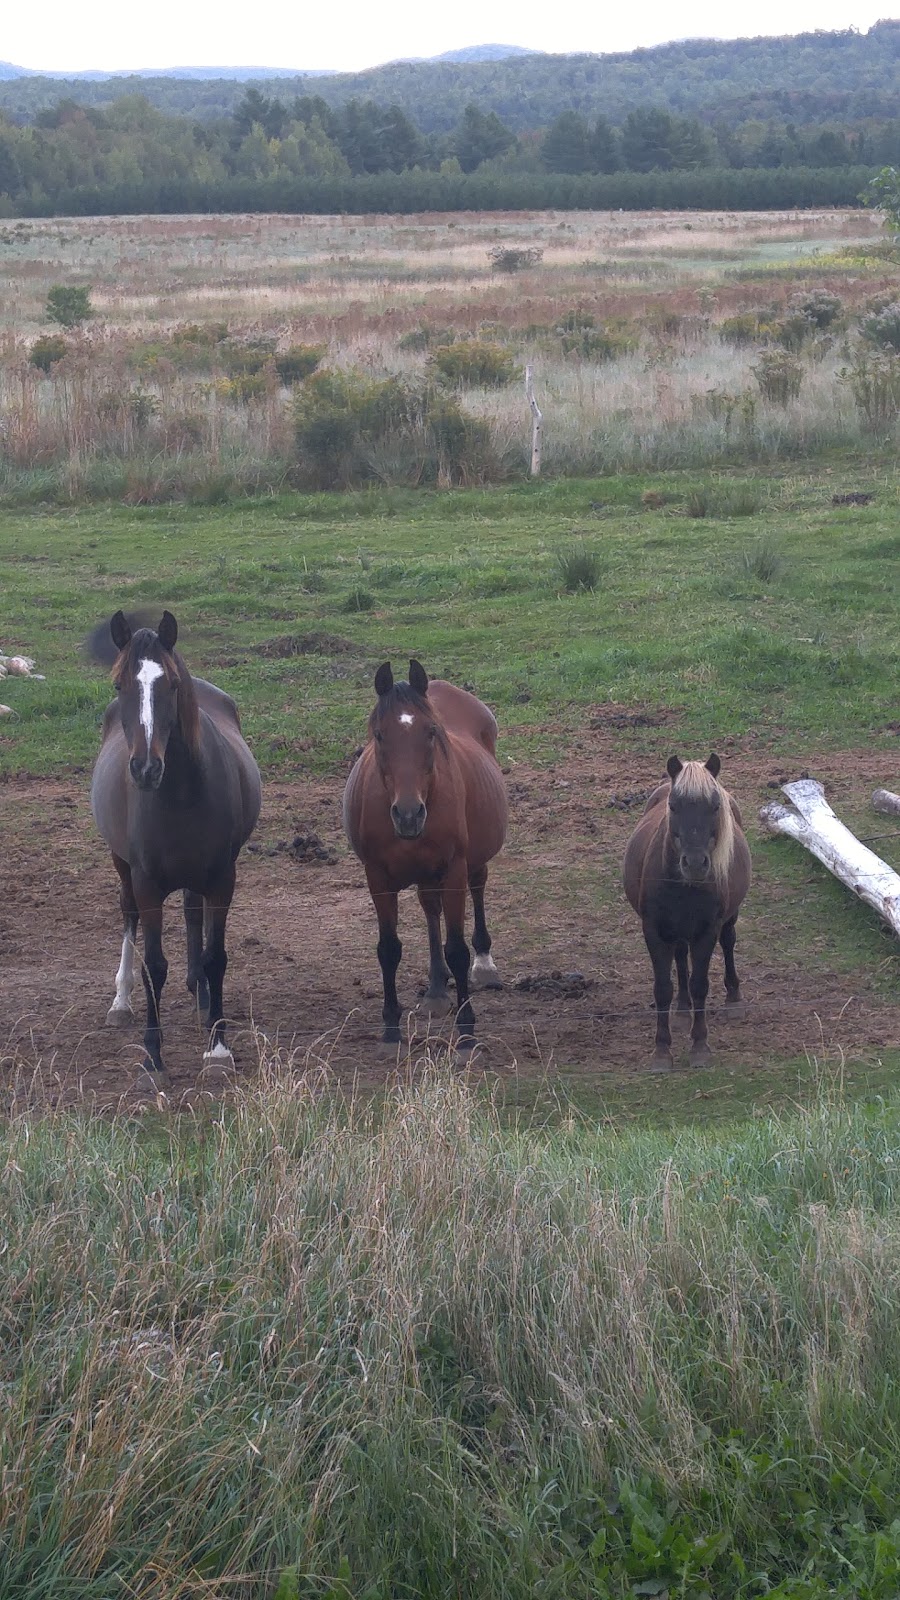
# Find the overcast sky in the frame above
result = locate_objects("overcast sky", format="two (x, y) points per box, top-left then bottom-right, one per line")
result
(4, 0), (894, 74)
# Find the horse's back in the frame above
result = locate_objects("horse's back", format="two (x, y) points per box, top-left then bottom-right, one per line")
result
(196, 685), (261, 845)
(623, 800), (666, 915)
(428, 680), (498, 755)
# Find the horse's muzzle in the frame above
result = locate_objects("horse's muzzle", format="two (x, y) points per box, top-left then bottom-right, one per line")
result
(391, 801), (427, 839)
(129, 755), (164, 790)
(679, 853), (711, 884)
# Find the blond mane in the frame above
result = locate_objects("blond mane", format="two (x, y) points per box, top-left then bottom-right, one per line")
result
(671, 761), (735, 890)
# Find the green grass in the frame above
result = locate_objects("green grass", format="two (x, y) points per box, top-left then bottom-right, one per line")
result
(1, 464), (899, 779)
(5, 1066), (900, 1597)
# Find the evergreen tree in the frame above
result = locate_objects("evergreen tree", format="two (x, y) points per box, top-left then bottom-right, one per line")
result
(541, 111), (594, 173)
(453, 104), (515, 172)
(591, 115), (620, 173)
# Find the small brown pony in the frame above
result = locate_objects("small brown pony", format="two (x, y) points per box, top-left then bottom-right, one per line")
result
(623, 754), (751, 1070)
(90, 610), (261, 1082)
(343, 659), (508, 1050)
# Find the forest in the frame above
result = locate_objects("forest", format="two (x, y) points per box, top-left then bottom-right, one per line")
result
(0, 23), (898, 215)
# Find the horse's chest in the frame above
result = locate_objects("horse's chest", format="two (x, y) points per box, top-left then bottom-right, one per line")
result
(654, 882), (720, 943)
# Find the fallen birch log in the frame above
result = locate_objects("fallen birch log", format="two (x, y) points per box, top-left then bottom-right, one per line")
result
(872, 788), (900, 818)
(759, 776), (900, 939)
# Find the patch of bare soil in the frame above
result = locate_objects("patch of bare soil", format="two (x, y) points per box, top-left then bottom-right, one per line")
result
(1, 736), (898, 1109)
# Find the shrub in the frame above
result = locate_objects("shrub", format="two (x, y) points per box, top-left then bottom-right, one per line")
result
(45, 284), (92, 328)
(752, 351), (803, 405)
(792, 290), (842, 330)
(430, 340), (520, 388)
(840, 349), (900, 433)
(488, 245), (543, 273)
(274, 344), (326, 385)
(718, 312), (760, 346)
(220, 338), (276, 376)
(769, 313), (814, 351)
(554, 541), (603, 592)
(860, 302), (900, 353)
(293, 370), (497, 489)
(397, 325), (459, 352)
(171, 322), (229, 346)
(216, 373), (270, 404)
(29, 334), (68, 371)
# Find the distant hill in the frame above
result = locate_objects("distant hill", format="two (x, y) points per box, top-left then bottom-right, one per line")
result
(0, 24), (898, 131)
(431, 45), (541, 63)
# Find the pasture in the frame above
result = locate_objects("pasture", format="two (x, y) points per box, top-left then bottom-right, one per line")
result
(3, 209), (900, 1597)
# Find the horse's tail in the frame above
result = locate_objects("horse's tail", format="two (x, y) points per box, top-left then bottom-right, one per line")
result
(82, 610), (157, 667)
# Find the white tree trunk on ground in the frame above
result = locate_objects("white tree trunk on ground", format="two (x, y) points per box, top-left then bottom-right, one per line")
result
(872, 788), (900, 818)
(525, 364), (543, 478)
(759, 777), (900, 939)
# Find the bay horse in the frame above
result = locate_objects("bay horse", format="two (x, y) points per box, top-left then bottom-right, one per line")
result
(90, 610), (261, 1082)
(623, 754), (751, 1070)
(343, 659), (508, 1051)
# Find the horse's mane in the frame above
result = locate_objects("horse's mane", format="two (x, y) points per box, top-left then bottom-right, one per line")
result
(671, 760), (736, 890)
(112, 629), (200, 755)
(369, 682), (449, 756)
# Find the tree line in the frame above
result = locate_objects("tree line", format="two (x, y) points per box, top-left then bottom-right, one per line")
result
(0, 89), (889, 216)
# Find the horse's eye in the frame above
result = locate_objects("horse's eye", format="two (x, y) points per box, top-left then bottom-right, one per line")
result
(374, 730), (383, 744)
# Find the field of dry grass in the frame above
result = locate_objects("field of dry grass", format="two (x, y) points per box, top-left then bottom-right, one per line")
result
(0, 207), (895, 499)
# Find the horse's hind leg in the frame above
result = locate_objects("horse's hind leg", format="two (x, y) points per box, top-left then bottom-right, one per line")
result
(720, 917), (746, 1019)
(442, 871), (476, 1052)
(107, 854), (139, 1027)
(417, 887), (451, 1003)
(184, 889), (210, 1021)
(642, 920), (674, 1071)
(132, 873), (169, 1082)
(673, 940), (691, 1023)
(201, 864), (236, 1064)
(366, 871), (402, 1044)
(687, 927), (719, 1065)
(468, 863), (502, 990)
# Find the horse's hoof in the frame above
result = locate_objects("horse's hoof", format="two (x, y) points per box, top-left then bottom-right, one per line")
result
(470, 954), (503, 990)
(382, 1026), (401, 1046)
(137, 1066), (170, 1095)
(106, 1004), (134, 1027)
(690, 1042), (713, 1066)
(421, 985), (451, 1007)
(724, 999), (748, 1022)
(203, 1041), (235, 1067)
(648, 1052), (674, 1073)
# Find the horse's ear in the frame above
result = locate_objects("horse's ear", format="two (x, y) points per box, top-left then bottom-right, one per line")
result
(705, 753), (721, 779)
(110, 610), (131, 651)
(409, 658), (428, 696)
(374, 662), (393, 697)
(157, 611), (178, 652)
(666, 755), (683, 782)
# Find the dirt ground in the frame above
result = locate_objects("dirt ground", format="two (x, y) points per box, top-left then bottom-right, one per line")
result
(1, 732), (898, 1108)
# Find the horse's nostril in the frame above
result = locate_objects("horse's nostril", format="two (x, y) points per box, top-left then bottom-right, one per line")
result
(416, 803), (426, 821)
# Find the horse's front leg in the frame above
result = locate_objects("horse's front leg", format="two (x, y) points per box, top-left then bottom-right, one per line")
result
(468, 862), (502, 989)
(719, 917), (746, 1018)
(442, 864), (475, 1051)
(107, 853), (139, 1026)
(687, 925), (720, 1064)
(201, 864), (236, 1064)
(642, 919), (674, 1071)
(133, 873), (168, 1083)
(366, 870), (402, 1044)
(184, 889), (210, 1021)
(674, 940), (691, 1018)
(417, 886), (451, 1003)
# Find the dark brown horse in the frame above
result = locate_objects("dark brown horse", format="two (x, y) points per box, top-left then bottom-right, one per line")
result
(343, 659), (507, 1050)
(90, 610), (261, 1082)
(623, 754), (751, 1070)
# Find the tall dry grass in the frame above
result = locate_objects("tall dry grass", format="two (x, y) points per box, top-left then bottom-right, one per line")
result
(4, 1055), (900, 1596)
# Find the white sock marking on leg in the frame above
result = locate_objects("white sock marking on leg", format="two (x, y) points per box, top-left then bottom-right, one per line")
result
(472, 953), (498, 974)
(112, 932), (137, 1010)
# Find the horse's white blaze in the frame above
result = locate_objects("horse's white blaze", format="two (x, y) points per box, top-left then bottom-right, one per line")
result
(398, 713), (415, 726)
(136, 658), (164, 747)
(111, 931), (137, 1011)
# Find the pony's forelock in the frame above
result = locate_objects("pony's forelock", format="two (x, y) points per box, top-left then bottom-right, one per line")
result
(671, 761), (735, 889)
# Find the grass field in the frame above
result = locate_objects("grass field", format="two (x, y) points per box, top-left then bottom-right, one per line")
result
(3, 209), (900, 1597)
